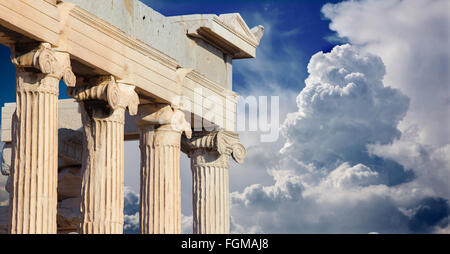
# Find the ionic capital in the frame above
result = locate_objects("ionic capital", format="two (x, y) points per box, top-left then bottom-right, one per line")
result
(67, 76), (139, 115)
(135, 104), (192, 138)
(12, 43), (76, 87)
(181, 131), (246, 164)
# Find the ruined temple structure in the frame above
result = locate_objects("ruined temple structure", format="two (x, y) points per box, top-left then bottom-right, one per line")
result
(0, 0), (263, 234)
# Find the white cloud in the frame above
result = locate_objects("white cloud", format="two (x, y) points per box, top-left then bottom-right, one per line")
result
(123, 187), (140, 234)
(232, 169), (303, 209)
(322, 0), (450, 199)
(231, 162), (415, 233)
(124, 212), (139, 234)
(321, 0), (449, 203)
(0, 0), (446, 234)
(181, 214), (193, 234)
(368, 138), (450, 200)
(230, 41), (449, 233)
(281, 44), (409, 168)
(321, 163), (380, 189)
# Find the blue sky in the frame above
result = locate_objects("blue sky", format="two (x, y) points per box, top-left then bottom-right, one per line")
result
(1, 0), (449, 234)
(148, 0), (344, 93)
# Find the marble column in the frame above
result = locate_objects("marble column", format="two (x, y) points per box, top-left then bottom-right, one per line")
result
(136, 104), (191, 234)
(8, 43), (75, 234)
(181, 131), (246, 234)
(67, 76), (138, 234)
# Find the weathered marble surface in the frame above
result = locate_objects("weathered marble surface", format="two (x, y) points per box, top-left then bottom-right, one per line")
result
(2, 99), (140, 146)
(0, 99), (137, 234)
(136, 104), (191, 234)
(67, 0), (262, 90)
(67, 77), (139, 234)
(0, 0), (256, 234)
(182, 131), (246, 233)
(8, 43), (74, 234)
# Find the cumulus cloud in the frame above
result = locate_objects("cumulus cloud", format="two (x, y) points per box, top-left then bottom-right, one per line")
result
(320, 163), (379, 189)
(230, 0), (450, 234)
(321, 0), (449, 144)
(368, 137), (450, 200)
(124, 212), (139, 234)
(123, 187), (140, 234)
(230, 43), (449, 233)
(322, 0), (450, 199)
(281, 44), (409, 169)
(232, 159), (449, 233)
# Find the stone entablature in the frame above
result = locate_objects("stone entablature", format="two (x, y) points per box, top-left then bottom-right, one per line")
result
(0, 0), (263, 131)
(0, 0), (261, 234)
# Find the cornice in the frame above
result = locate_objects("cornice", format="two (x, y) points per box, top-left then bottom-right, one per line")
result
(185, 70), (239, 103)
(69, 6), (179, 71)
(212, 16), (259, 48)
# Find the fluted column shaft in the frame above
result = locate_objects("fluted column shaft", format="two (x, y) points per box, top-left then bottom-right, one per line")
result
(8, 43), (75, 234)
(136, 104), (191, 234)
(8, 72), (59, 234)
(68, 76), (139, 234)
(79, 105), (125, 234)
(191, 150), (230, 234)
(181, 131), (246, 234)
(139, 124), (182, 234)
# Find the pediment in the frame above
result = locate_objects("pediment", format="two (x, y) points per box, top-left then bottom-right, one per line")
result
(169, 12), (263, 58)
(217, 13), (257, 44)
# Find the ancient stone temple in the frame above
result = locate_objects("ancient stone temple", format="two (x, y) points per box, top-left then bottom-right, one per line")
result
(0, 0), (262, 234)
